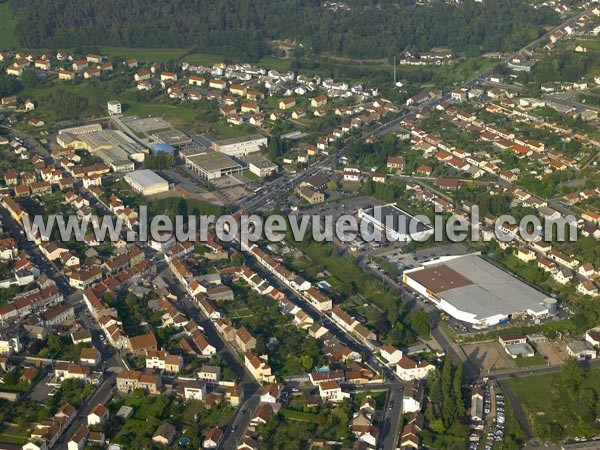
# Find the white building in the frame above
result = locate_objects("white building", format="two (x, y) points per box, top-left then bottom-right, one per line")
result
(87, 404), (109, 426)
(395, 356), (435, 381)
(0, 335), (22, 355)
(403, 253), (550, 328)
(248, 158), (278, 178)
(213, 134), (268, 157)
(380, 344), (403, 365)
(124, 169), (169, 195)
(107, 101), (122, 116)
(358, 204), (434, 243)
(566, 341), (597, 361)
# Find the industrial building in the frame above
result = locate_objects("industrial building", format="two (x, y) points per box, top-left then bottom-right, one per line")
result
(212, 134), (267, 157)
(57, 127), (145, 172)
(182, 147), (243, 180)
(403, 253), (552, 328)
(357, 204), (434, 242)
(124, 169), (169, 195)
(151, 129), (192, 148)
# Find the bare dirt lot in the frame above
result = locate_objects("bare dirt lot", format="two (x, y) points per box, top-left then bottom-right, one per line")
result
(537, 341), (566, 366)
(462, 341), (515, 371)
(153, 186), (224, 205)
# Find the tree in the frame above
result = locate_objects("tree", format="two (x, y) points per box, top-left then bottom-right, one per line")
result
(20, 70), (39, 88)
(300, 354), (313, 372)
(428, 371), (443, 407)
(143, 152), (174, 170)
(230, 252), (244, 267)
(408, 309), (431, 338)
(0, 76), (20, 98)
(558, 357), (586, 398)
(441, 355), (455, 426)
(574, 388), (596, 422)
(452, 361), (464, 414)
(8, 0), (559, 60)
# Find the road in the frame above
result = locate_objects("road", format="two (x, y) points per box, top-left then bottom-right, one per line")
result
(227, 242), (407, 450)
(378, 383), (404, 450)
(238, 7), (597, 217)
(54, 372), (117, 450)
(0, 204), (71, 294)
(155, 264), (261, 450)
(353, 249), (480, 376)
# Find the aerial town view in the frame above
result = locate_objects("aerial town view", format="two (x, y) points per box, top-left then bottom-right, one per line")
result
(0, 0), (599, 449)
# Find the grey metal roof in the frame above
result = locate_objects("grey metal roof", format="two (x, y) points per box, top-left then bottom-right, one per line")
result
(410, 254), (549, 321)
(125, 169), (168, 188)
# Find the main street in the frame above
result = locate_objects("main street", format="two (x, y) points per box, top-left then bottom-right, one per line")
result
(55, 372), (118, 450)
(239, 248), (405, 450)
(155, 262), (261, 450)
(238, 6), (596, 216)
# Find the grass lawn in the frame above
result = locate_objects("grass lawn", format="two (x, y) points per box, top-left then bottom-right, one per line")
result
(182, 53), (226, 66)
(355, 390), (388, 410)
(0, 425), (29, 446)
(18, 82), (111, 121)
(114, 392), (172, 420)
(121, 100), (197, 121)
(259, 55), (291, 73)
(0, 3), (17, 49)
(0, 434), (27, 445)
(209, 122), (260, 139)
(280, 409), (325, 423)
(514, 353), (547, 368)
(243, 170), (260, 181)
(98, 47), (188, 63)
(555, 38), (600, 53)
(19, 81), (111, 103)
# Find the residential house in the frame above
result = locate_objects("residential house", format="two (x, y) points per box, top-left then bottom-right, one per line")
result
(245, 352), (275, 384)
(395, 357), (435, 381)
(278, 98), (296, 110)
(87, 404), (109, 426)
(203, 428), (223, 449)
(152, 422), (177, 446)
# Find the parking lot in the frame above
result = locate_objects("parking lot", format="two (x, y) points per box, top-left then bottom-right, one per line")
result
(27, 370), (57, 403)
(377, 243), (469, 272)
(469, 381), (506, 450)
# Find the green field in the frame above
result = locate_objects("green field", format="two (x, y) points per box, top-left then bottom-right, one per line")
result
(182, 53), (227, 66)
(98, 47), (188, 63)
(20, 82), (112, 105)
(0, 3), (17, 49)
(183, 53), (291, 72)
(508, 367), (600, 440)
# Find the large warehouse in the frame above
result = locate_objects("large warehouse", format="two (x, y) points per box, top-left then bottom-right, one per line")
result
(57, 128), (145, 172)
(403, 253), (551, 328)
(358, 204), (434, 242)
(182, 147), (243, 180)
(124, 169), (169, 195)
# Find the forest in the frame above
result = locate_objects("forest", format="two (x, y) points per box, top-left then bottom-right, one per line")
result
(7, 0), (558, 60)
